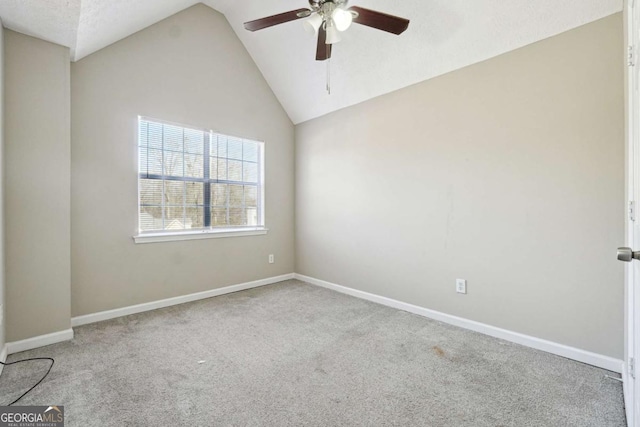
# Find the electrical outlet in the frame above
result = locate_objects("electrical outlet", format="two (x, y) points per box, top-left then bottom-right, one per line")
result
(268, 254), (275, 264)
(456, 279), (467, 294)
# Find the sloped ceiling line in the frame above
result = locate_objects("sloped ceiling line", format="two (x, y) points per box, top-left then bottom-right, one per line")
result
(0, 0), (623, 123)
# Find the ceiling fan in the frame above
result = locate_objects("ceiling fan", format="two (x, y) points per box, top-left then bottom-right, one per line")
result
(243, 0), (410, 61)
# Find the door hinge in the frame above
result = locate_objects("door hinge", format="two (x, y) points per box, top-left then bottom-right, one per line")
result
(629, 45), (636, 67)
(631, 357), (636, 379)
(630, 201), (636, 222)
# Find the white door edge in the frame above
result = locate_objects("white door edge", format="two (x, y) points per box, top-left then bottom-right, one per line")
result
(626, 1), (638, 425)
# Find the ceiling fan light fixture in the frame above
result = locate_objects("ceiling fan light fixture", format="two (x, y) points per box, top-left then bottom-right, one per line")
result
(332, 7), (353, 32)
(325, 20), (341, 44)
(243, 2), (410, 64)
(303, 13), (323, 34)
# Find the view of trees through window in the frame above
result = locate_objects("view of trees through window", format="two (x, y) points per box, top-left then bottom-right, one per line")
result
(138, 118), (263, 232)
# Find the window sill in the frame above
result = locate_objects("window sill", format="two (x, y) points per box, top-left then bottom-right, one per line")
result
(133, 228), (268, 244)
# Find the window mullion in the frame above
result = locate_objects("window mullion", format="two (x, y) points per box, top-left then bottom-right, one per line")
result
(146, 121), (150, 179)
(241, 140), (246, 224)
(182, 128), (186, 230)
(257, 144), (262, 226)
(161, 124), (166, 230)
(203, 132), (211, 228)
(225, 139), (230, 226)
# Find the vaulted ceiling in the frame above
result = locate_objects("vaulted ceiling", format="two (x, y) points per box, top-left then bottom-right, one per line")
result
(0, 0), (623, 123)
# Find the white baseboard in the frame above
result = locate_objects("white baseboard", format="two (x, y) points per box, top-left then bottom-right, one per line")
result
(294, 273), (624, 373)
(6, 329), (74, 355)
(6, 273), (621, 374)
(71, 273), (295, 327)
(0, 344), (7, 376)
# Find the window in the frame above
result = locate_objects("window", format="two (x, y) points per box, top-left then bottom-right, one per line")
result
(136, 117), (265, 242)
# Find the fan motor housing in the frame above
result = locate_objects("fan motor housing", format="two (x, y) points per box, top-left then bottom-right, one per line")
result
(310, 0), (348, 9)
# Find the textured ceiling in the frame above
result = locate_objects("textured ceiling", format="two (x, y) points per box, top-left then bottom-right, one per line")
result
(0, 0), (623, 123)
(0, 0), (81, 56)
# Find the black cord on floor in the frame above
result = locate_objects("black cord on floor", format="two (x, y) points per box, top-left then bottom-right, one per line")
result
(0, 357), (55, 405)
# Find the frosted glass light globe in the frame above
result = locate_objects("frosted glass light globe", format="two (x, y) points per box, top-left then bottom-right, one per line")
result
(332, 7), (353, 32)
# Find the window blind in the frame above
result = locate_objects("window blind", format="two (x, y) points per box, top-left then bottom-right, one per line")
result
(138, 117), (264, 233)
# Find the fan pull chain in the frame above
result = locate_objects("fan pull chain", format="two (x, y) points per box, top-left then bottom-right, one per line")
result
(326, 57), (331, 95)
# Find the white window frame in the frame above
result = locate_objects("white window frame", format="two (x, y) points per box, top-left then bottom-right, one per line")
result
(133, 117), (267, 244)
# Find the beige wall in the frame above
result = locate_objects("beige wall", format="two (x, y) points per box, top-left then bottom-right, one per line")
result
(5, 30), (71, 341)
(296, 14), (625, 358)
(70, 4), (295, 316)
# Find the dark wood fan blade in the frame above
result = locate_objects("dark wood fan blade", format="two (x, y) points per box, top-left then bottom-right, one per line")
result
(350, 6), (410, 35)
(244, 8), (311, 31)
(316, 26), (332, 61)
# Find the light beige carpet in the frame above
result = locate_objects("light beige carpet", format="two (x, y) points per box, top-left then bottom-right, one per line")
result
(0, 280), (626, 426)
